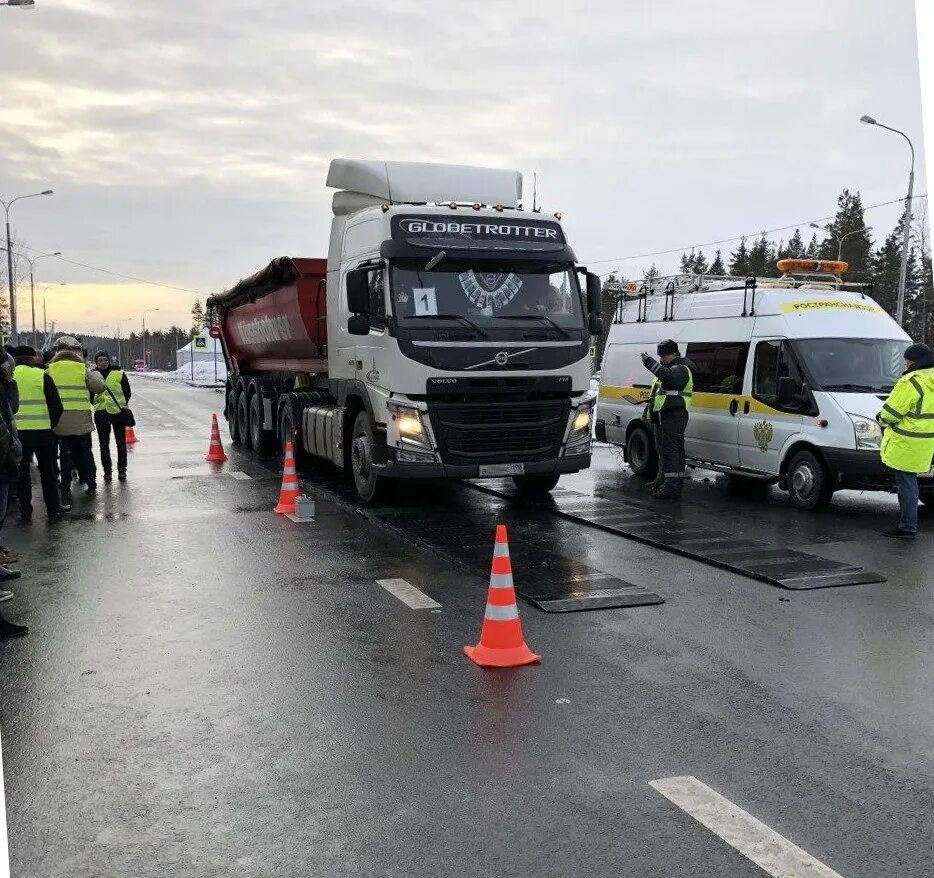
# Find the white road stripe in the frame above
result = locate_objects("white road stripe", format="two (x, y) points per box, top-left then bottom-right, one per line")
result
(376, 578), (441, 610)
(649, 776), (843, 878)
(0, 725), (10, 878)
(229, 471), (252, 480)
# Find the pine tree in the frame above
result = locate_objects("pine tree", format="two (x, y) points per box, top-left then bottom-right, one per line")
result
(679, 252), (694, 275)
(785, 229), (805, 259)
(748, 233), (775, 277)
(805, 234), (820, 258)
(692, 250), (709, 274)
(191, 300), (205, 334)
(643, 263), (660, 289)
(870, 215), (910, 319)
(729, 238), (750, 276)
(709, 249), (725, 275)
(817, 189), (873, 278)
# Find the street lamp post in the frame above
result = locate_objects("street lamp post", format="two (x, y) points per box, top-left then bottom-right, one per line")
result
(808, 223), (872, 262)
(1, 189), (53, 342)
(114, 317), (132, 366)
(860, 114), (915, 326)
(27, 251), (61, 349)
(142, 308), (160, 369)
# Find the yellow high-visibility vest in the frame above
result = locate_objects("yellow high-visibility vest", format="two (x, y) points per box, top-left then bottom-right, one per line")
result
(13, 365), (51, 431)
(879, 366), (934, 473)
(95, 369), (126, 415)
(48, 359), (91, 412)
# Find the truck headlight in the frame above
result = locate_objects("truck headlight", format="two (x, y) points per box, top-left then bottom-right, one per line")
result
(388, 401), (430, 447)
(571, 401), (594, 436)
(849, 414), (882, 450)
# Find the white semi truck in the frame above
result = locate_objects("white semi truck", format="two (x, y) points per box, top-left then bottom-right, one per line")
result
(210, 159), (603, 503)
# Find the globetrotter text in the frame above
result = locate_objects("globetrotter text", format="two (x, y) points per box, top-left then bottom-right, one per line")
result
(398, 220), (560, 239)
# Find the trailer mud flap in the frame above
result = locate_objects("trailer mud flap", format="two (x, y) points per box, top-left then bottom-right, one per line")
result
(469, 484), (887, 590)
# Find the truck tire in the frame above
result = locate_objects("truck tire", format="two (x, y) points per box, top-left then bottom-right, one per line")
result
(279, 399), (314, 472)
(227, 381), (242, 445)
(626, 425), (658, 478)
(350, 409), (392, 505)
(786, 449), (834, 511)
(249, 388), (277, 456)
(512, 473), (560, 496)
(237, 390), (252, 451)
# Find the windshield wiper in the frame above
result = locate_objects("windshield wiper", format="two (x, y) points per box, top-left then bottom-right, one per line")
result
(492, 314), (571, 339)
(820, 383), (879, 392)
(407, 314), (489, 338)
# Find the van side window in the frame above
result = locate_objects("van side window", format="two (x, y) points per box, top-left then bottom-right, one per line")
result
(685, 342), (748, 394)
(753, 340), (806, 412)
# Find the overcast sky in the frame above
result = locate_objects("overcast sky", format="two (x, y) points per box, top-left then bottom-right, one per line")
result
(0, 0), (926, 334)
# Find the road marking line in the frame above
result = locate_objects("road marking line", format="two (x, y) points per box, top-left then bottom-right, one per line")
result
(0, 725), (10, 878)
(229, 471), (252, 480)
(649, 776), (843, 878)
(376, 578), (441, 610)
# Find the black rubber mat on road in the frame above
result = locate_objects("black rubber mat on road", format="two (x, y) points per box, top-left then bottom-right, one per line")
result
(469, 483), (886, 591)
(293, 468), (664, 613)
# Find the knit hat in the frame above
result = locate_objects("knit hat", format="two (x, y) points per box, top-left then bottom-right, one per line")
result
(657, 339), (680, 357)
(53, 335), (82, 351)
(13, 345), (36, 358)
(904, 343), (932, 364)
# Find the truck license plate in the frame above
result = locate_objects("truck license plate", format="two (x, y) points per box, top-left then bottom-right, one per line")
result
(479, 463), (525, 477)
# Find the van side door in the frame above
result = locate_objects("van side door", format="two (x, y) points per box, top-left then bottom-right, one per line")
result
(738, 339), (807, 474)
(683, 341), (749, 467)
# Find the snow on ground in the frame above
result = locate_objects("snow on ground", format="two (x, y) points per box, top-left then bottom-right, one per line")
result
(137, 360), (227, 386)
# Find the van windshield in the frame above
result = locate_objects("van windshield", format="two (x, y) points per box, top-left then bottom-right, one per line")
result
(795, 337), (906, 393)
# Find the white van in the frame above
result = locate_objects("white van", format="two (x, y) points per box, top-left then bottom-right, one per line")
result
(596, 262), (934, 510)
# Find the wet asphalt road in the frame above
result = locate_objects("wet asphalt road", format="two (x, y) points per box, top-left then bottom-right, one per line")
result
(1, 379), (933, 877)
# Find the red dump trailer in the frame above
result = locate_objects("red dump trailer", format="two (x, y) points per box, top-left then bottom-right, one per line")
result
(211, 256), (331, 456)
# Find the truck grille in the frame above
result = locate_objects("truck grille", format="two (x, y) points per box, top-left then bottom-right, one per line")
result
(428, 399), (570, 464)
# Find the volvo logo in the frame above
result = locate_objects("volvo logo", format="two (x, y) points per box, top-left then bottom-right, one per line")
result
(494, 351), (509, 366)
(465, 347), (539, 370)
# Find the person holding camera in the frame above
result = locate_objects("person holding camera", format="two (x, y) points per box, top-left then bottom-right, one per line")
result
(90, 352), (132, 482)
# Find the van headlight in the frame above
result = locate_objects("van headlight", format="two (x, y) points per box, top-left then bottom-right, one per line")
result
(849, 414), (882, 450)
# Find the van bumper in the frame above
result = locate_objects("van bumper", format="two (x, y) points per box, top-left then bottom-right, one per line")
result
(822, 448), (934, 490)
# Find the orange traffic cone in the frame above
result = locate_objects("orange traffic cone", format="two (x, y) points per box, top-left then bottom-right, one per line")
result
(205, 413), (228, 462)
(464, 524), (540, 668)
(125, 425), (138, 444)
(273, 441), (300, 514)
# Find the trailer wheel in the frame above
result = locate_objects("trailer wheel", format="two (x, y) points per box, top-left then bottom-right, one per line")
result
(237, 390), (252, 450)
(787, 449), (834, 511)
(512, 473), (560, 496)
(227, 381), (242, 445)
(626, 425), (658, 478)
(350, 409), (392, 505)
(249, 389), (277, 457)
(279, 400), (314, 471)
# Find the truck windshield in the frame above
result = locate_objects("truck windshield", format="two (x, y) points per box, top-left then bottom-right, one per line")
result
(795, 337), (906, 393)
(390, 259), (585, 334)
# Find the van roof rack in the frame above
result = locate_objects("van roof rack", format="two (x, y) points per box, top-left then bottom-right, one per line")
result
(606, 271), (871, 298)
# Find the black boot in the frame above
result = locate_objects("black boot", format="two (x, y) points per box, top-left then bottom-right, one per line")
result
(644, 473), (665, 491)
(0, 565), (21, 582)
(0, 615), (28, 638)
(653, 478), (683, 500)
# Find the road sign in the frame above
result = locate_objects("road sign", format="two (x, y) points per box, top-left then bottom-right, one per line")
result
(194, 337), (207, 349)
(209, 325), (221, 339)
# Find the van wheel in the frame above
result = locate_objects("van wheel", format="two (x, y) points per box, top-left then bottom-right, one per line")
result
(787, 449), (834, 511)
(626, 426), (658, 478)
(350, 410), (392, 505)
(512, 473), (560, 496)
(237, 390), (252, 451)
(227, 381), (242, 445)
(249, 389), (276, 456)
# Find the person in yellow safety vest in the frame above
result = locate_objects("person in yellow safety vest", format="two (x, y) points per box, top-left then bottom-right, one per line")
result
(48, 336), (105, 498)
(640, 339), (694, 500)
(877, 342), (934, 539)
(11, 345), (71, 523)
(90, 351), (132, 482)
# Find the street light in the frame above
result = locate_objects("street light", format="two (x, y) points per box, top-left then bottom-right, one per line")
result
(142, 308), (160, 368)
(860, 114), (915, 326)
(1, 189), (53, 342)
(114, 316), (133, 366)
(27, 251), (61, 349)
(808, 223), (872, 262)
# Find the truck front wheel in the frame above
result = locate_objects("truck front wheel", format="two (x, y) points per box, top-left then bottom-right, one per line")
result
(350, 410), (392, 505)
(512, 473), (560, 496)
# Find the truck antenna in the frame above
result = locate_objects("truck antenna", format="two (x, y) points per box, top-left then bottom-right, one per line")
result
(532, 172), (538, 213)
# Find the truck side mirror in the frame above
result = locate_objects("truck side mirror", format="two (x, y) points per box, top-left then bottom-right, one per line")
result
(346, 268), (370, 314)
(588, 314), (604, 336)
(347, 313), (371, 336)
(777, 376), (800, 406)
(586, 272), (602, 314)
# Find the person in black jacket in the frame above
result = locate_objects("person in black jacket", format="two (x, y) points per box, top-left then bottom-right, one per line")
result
(12, 346), (70, 523)
(641, 340), (695, 500)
